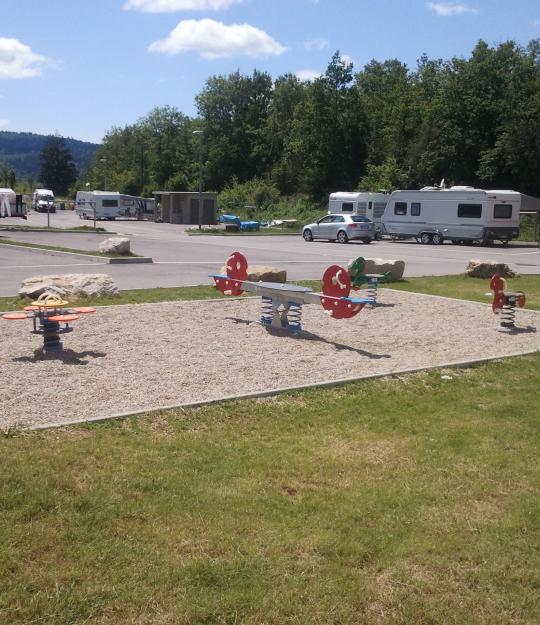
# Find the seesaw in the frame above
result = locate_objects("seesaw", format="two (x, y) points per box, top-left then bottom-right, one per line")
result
(210, 251), (376, 333)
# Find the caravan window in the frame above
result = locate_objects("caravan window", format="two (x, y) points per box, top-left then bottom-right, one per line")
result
(341, 202), (354, 212)
(102, 199), (118, 208)
(458, 203), (482, 219)
(411, 202), (421, 216)
(494, 204), (512, 219)
(394, 202), (407, 216)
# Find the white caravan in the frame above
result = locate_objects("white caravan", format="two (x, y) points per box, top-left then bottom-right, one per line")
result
(75, 191), (149, 220)
(328, 192), (389, 236)
(0, 187), (16, 217)
(33, 189), (55, 213)
(381, 186), (522, 245)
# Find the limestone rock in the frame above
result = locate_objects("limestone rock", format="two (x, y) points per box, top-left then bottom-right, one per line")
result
(98, 237), (131, 255)
(219, 265), (287, 283)
(19, 274), (119, 298)
(348, 258), (405, 282)
(247, 265), (287, 283)
(466, 260), (516, 279)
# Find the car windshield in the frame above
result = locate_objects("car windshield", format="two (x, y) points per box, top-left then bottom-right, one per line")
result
(38, 195), (54, 201)
(351, 216), (371, 223)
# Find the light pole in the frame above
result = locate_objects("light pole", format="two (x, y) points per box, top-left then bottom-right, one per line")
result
(100, 158), (108, 192)
(192, 130), (204, 229)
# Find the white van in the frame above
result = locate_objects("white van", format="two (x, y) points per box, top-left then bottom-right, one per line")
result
(33, 189), (55, 213)
(381, 186), (522, 245)
(328, 192), (389, 235)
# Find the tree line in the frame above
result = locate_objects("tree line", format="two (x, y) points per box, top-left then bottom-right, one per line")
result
(80, 39), (540, 207)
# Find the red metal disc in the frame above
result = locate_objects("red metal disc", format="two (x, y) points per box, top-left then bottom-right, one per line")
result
(320, 296), (365, 319)
(2, 312), (28, 320)
(48, 314), (79, 322)
(492, 292), (505, 313)
(23, 305), (40, 311)
(226, 251), (248, 281)
(490, 273), (505, 293)
(322, 265), (351, 298)
(72, 307), (96, 314)
(214, 276), (244, 297)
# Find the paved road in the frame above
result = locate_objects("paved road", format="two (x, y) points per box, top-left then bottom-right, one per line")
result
(1, 211), (539, 296)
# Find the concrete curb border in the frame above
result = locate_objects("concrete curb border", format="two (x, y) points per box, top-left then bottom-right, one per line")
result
(0, 242), (152, 263)
(26, 349), (539, 432)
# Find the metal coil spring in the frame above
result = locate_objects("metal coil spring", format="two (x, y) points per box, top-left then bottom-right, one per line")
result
(287, 301), (303, 332)
(260, 296), (273, 325)
(366, 278), (378, 306)
(500, 303), (516, 328)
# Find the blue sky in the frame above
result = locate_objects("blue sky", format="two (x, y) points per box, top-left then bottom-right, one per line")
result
(1, 0), (539, 143)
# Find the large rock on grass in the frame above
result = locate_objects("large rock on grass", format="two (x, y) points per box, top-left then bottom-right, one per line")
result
(220, 265), (287, 283)
(466, 260), (516, 279)
(98, 237), (131, 255)
(348, 258), (405, 282)
(19, 274), (119, 298)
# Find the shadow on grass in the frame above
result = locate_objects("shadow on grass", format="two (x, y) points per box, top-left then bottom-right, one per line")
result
(13, 349), (107, 366)
(224, 316), (391, 360)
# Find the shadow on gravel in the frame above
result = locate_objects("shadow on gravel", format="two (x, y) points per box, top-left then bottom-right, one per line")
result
(224, 316), (391, 360)
(13, 349), (107, 366)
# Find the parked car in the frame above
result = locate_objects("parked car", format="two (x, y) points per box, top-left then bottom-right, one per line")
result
(302, 214), (375, 244)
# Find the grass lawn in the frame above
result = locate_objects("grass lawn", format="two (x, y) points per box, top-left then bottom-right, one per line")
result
(1, 274), (539, 314)
(0, 238), (140, 259)
(1, 354), (539, 624)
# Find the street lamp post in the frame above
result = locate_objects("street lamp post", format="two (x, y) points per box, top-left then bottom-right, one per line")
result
(192, 130), (204, 230)
(98, 158), (108, 231)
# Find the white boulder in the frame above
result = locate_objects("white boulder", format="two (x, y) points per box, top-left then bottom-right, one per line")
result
(466, 260), (516, 279)
(98, 237), (131, 255)
(19, 274), (119, 298)
(349, 258), (405, 282)
(219, 265), (287, 283)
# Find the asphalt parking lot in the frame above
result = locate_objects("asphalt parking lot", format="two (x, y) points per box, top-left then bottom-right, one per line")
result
(0, 211), (538, 296)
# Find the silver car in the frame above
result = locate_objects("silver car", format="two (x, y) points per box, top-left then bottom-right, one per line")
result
(302, 214), (375, 244)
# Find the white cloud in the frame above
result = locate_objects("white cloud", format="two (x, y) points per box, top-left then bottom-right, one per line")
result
(0, 38), (50, 79)
(303, 38), (329, 51)
(426, 2), (479, 16)
(340, 54), (354, 67)
(295, 69), (321, 82)
(149, 19), (286, 59)
(124, 0), (240, 12)
(0, 118), (9, 129)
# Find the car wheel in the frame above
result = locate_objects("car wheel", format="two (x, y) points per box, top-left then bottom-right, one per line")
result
(337, 230), (349, 244)
(431, 233), (443, 245)
(420, 232), (432, 244)
(303, 229), (313, 242)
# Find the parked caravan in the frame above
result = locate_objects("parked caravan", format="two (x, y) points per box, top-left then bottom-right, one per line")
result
(75, 191), (150, 220)
(381, 186), (522, 245)
(0, 188), (26, 219)
(328, 192), (389, 235)
(33, 189), (55, 213)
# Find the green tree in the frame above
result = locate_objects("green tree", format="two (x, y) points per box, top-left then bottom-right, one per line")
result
(39, 135), (77, 195)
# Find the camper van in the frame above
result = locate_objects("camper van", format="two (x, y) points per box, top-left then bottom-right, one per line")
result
(0, 188), (26, 219)
(381, 186), (522, 245)
(328, 192), (389, 235)
(33, 189), (55, 213)
(75, 191), (150, 220)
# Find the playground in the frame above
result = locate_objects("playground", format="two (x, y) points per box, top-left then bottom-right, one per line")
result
(1, 288), (538, 430)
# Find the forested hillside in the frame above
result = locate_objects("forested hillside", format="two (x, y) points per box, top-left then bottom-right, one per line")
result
(0, 131), (99, 179)
(56, 39), (540, 211)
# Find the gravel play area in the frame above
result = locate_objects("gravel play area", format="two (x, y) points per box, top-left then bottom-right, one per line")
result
(1, 290), (539, 430)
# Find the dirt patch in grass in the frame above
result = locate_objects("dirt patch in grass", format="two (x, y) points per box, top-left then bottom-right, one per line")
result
(1, 290), (539, 430)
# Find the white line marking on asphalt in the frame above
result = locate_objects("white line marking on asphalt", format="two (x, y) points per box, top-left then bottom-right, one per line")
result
(1, 263), (108, 269)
